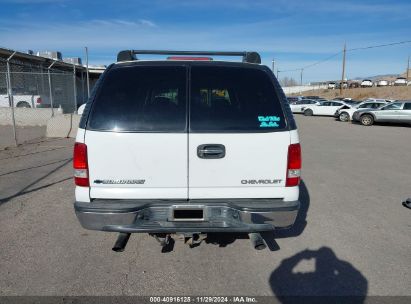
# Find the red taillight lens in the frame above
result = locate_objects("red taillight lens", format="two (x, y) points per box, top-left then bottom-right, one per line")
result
(73, 142), (89, 187)
(36, 97), (42, 104)
(286, 143), (301, 187)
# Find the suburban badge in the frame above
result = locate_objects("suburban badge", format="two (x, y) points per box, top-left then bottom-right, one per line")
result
(94, 179), (146, 185)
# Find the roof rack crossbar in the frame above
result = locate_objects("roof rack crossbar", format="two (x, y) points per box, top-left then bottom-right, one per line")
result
(117, 50), (261, 64)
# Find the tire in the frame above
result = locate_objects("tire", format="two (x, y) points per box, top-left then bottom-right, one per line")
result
(16, 101), (31, 108)
(303, 109), (313, 116)
(339, 112), (350, 122)
(360, 114), (374, 126)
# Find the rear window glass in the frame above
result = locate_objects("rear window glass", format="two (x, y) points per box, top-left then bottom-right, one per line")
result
(88, 66), (187, 132)
(190, 66), (286, 131)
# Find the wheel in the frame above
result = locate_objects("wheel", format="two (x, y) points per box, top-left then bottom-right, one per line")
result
(360, 114), (374, 126)
(339, 112), (349, 122)
(303, 109), (313, 116)
(16, 101), (31, 108)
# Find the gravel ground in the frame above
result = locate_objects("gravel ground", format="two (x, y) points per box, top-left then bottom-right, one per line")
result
(0, 116), (410, 298)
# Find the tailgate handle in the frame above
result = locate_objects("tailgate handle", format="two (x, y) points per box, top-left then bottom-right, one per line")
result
(197, 144), (225, 159)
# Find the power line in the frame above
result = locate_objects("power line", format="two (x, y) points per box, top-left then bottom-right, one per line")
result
(278, 51), (341, 73)
(302, 51), (342, 69)
(347, 40), (411, 52)
(277, 39), (411, 74)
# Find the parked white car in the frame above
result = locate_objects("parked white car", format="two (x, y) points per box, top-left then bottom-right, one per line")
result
(335, 101), (387, 122)
(377, 80), (389, 87)
(327, 82), (336, 89)
(301, 100), (347, 116)
(361, 79), (373, 88)
(394, 77), (408, 86)
(0, 94), (49, 108)
(290, 99), (321, 113)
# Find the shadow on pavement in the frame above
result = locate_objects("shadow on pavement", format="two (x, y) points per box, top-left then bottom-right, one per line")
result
(0, 158), (72, 177)
(269, 247), (368, 302)
(204, 233), (247, 248)
(0, 159), (72, 205)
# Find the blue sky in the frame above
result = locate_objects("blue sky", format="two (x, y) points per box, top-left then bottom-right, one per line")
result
(0, 0), (410, 82)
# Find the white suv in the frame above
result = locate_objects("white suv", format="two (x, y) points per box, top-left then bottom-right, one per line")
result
(73, 50), (301, 251)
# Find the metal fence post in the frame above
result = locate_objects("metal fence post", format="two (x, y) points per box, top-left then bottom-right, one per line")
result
(73, 64), (77, 113)
(6, 51), (17, 146)
(47, 61), (56, 116)
(85, 47), (90, 98)
(81, 70), (85, 103)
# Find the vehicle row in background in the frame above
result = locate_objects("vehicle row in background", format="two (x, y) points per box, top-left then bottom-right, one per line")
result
(326, 77), (409, 89)
(287, 96), (411, 126)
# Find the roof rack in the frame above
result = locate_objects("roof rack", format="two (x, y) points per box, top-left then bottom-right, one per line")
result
(117, 50), (261, 64)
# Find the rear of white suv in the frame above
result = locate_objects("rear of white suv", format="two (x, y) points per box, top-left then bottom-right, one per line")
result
(74, 51), (301, 250)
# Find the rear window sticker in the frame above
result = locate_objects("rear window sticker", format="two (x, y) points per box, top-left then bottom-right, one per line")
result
(258, 116), (281, 128)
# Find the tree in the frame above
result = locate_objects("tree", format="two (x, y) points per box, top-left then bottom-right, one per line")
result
(280, 77), (298, 87)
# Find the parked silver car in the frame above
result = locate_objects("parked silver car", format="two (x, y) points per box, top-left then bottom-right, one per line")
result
(335, 101), (387, 122)
(352, 101), (411, 126)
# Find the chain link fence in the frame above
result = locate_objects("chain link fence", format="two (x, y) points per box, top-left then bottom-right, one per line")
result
(0, 54), (90, 148)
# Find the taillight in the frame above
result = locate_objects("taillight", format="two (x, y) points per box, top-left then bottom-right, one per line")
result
(73, 142), (89, 187)
(36, 97), (42, 104)
(286, 143), (301, 187)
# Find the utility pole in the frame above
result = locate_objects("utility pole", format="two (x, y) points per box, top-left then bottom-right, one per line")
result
(85, 47), (90, 98)
(340, 42), (346, 96)
(407, 55), (410, 84)
(276, 69), (279, 79)
(300, 68), (304, 94)
(73, 64), (77, 113)
(271, 59), (275, 73)
(300, 69), (303, 86)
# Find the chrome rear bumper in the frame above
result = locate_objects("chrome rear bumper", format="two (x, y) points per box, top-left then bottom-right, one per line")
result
(74, 199), (300, 233)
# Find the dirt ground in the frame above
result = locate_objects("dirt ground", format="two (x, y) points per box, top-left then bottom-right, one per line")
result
(292, 86), (411, 100)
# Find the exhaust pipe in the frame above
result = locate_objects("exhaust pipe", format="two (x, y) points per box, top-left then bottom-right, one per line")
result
(112, 233), (131, 252)
(248, 233), (267, 250)
(403, 198), (411, 209)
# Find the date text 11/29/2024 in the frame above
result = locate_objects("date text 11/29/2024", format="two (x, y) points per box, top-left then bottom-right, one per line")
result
(149, 296), (258, 303)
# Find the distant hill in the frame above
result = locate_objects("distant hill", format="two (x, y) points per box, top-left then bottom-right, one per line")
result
(353, 74), (399, 81)
(352, 68), (410, 81)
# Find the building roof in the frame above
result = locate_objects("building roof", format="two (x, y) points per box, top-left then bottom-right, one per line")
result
(0, 46), (106, 74)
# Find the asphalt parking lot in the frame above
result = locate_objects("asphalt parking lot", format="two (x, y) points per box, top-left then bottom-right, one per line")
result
(0, 116), (410, 297)
(0, 125), (46, 150)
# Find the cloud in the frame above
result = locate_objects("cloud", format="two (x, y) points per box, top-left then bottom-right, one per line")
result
(89, 19), (156, 28)
(139, 19), (156, 27)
